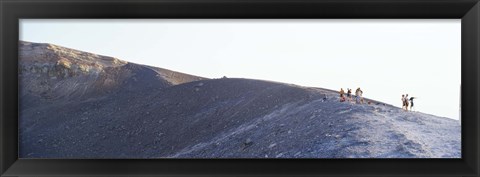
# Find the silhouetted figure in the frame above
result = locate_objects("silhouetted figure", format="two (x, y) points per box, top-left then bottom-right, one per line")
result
(404, 94), (409, 111)
(409, 97), (416, 111)
(339, 88), (345, 102)
(347, 88), (352, 102)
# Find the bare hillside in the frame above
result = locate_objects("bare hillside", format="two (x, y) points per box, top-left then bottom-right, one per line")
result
(19, 41), (461, 158)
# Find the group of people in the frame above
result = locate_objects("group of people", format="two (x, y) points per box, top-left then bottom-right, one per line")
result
(402, 94), (416, 111)
(339, 87), (364, 104)
(338, 88), (418, 111)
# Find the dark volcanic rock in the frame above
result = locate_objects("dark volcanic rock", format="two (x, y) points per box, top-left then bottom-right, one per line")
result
(18, 41), (461, 159)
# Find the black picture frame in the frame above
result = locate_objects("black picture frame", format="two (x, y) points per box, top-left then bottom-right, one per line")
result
(1, 0), (479, 176)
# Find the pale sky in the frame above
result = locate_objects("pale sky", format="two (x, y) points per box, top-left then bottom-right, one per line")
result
(19, 19), (461, 120)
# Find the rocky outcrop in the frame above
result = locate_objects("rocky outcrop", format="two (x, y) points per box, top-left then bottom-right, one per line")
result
(19, 41), (126, 79)
(19, 41), (204, 102)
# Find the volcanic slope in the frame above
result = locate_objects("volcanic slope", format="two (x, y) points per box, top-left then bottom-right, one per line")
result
(19, 41), (204, 103)
(19, 41), (461, 158)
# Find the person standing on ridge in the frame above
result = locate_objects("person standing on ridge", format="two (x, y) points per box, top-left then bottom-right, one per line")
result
(339, 88), (345, 102)
(404, 94), (409, 111)
(359, 88), (364, 104)
(355, 87), (363, 104)
(409, 96), (416, 111)
(347, 88), (352, 102)
(401, 95), (406, 110)
(355, 88), (359, 103)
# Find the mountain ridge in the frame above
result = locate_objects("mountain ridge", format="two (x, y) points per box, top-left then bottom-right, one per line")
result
(18, 41), (460, 158)
(19, 41), (205, 102)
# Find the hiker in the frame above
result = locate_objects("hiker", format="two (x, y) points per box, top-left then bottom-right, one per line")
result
(339, 88), (345, 102)
(355, 88), (359, 103)
(359, 88), (364, 104)
(401, 95), (406, 110)
(355, 87), (363, 104)
(409, 97), (416, 111)
(404, 94), (409, 111)
(347, 88), (352, 102)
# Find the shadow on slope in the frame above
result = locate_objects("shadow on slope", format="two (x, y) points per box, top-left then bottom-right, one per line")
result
(20, 78), (460, 158)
